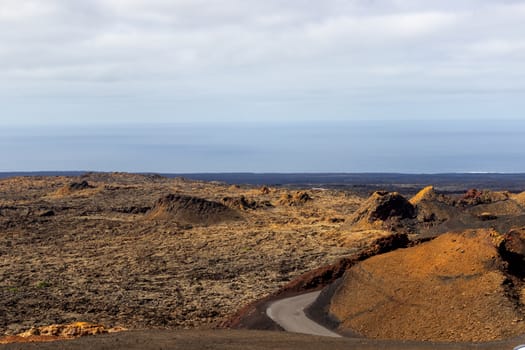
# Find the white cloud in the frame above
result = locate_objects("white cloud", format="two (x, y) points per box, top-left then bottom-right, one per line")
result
(466, 39), (525, 57)
(305, 11), (459, 43)
(1, 0), (525, 123)
(0, 0), (58, 20)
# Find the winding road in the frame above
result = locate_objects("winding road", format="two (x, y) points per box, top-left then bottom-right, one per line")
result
(266, 291), (341, 338)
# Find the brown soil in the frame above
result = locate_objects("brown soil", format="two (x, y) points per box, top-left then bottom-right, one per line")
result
(0, 173), (361, 336)
(328, 229), (525, 342)
(1, 329), (524, 350)
(0, 335), (64, 344)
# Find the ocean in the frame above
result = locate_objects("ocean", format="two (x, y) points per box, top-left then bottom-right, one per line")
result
(1, 120), (524, 173)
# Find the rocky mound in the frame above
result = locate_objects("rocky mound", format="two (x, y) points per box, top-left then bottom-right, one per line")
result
(460, 189), (510, 206)
(343, 191), (416, 232)
(68, 181), (93, 191)
(512, 191), (525, 207)
(460, 190), (523, 218)
(147, 194), (241, 225)
(409, 185), (437, 205)
(412, 190), (463, 234)
(259, 186), (271, 195)
(54, 181), (95, 196)
(326, 229), (525, 342)
(221, 196), (273, 210)
(278, 191), (312, 206)
(345, 188), (525, 237)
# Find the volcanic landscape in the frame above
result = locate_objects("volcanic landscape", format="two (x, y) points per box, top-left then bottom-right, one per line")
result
(3, 172), (525, 348)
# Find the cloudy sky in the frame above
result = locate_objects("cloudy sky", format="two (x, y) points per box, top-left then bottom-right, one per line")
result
(1, 0), (525, 125)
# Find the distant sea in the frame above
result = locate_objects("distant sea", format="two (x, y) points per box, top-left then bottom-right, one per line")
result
(1, 120), (524, 173)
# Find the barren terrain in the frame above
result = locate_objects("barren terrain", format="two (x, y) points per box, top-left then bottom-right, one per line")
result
(4, 173), (525, 347)
(0, 173), (361, 335)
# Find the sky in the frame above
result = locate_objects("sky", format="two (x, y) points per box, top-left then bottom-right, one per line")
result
(1, 0), (525, 125)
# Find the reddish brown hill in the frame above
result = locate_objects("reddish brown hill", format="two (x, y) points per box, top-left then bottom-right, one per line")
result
(327, 229), (525, 342)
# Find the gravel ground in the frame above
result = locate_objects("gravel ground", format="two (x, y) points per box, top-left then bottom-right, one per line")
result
(2, 330), (525, 350)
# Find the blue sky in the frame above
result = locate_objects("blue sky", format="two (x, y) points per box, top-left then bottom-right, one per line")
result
(1, 0), (525, 125)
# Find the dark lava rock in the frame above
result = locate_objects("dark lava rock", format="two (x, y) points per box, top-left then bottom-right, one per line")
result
(68, 181), (93, 191)
(500, 228), (525, 279)
(502, 228), (525, 257)
(478, 212), (498, 221)
(346, 191), (415, 228)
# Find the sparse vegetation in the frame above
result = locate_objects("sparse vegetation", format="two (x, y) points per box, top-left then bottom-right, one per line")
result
(3, 173), (525, 347)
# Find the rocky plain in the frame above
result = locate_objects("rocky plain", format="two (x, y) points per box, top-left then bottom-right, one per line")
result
(0, 172), (361, 342)
(4, 172), (525, 348)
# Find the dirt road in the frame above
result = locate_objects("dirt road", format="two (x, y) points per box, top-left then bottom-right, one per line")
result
(266, 291), (340, 337)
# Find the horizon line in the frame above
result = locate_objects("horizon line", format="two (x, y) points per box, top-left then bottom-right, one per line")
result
(1, 171), (525, 176)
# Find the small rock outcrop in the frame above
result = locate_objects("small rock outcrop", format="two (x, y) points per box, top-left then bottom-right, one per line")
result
(512, 191), (525, 207)
(222, 196), (273, 210)
(411, 187), (457, 230)
(460, 189), (510, 206)
(344, 191), (415, 232)
(259, 186), (271, 195)
(1, 322), (125, 344)
(54, 181), (95, 196)
(147, 194), (241, 225)
(67, 181), (93, 191)
(500, 228), (525, 278)
(478, 212), (498, 221)
(18, 322), (110, 338)
(502, 228), (525, 257)
(278, 191), (312, 206)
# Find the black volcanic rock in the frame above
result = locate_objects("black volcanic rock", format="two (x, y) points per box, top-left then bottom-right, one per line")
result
(68, 181), (93, 191)
(344, 191), (415, 232)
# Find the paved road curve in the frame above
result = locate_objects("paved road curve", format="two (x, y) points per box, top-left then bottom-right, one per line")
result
(266, 291), (341, 338)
